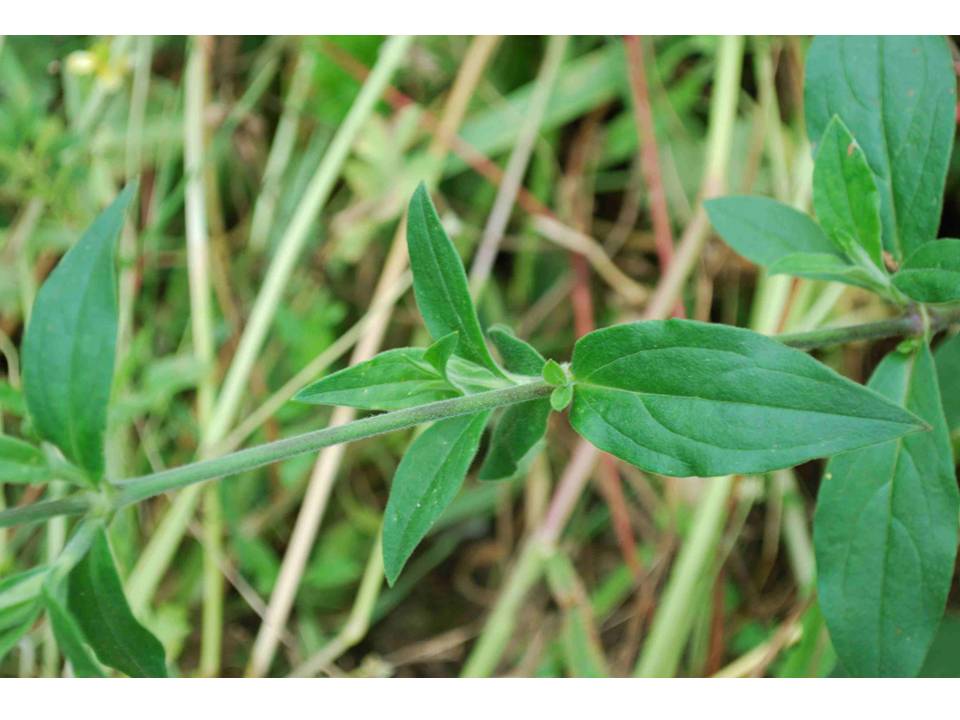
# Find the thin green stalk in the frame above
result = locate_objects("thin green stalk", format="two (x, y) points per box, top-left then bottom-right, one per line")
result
(42, 482), (66, 677)
(114, 382), (552, 509)
(776, 311), (960, 350)
(183, 36), (222, 678)
(0, 497), (96, 530)
(249, 47), (316, 249)
(125, 34), (412, 617)
(2, 307), (956, 536)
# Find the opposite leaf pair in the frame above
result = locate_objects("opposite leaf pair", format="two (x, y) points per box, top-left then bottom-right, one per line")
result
(703, 36), (960, 678)
(0, 186), (169, 677)
(296, 183), (928, 586)
(708, 35), (959, 306)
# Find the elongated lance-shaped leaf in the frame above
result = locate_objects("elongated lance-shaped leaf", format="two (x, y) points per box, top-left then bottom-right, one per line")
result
(21, 184), (136, 480)
(766, 252), (889, 294)
(487, 324), (546, 376)
(0, 566), (48, 664)
(0, 434), (49, 484)
(705, 196), (842, 267)
(892, 239), (960, 304)
(813, 116), (884, 269)
(294, 346), (460, 411)
(815, 342), (959, 677)
(67, 528), (167, 677)
(805, 36), (956, 260)
(406, 183), (503, 375)
(569, 320), (925, 477)
(43, 585), (106, 677)
(478, 398), (551, 481)
(383, 411), (490, 585)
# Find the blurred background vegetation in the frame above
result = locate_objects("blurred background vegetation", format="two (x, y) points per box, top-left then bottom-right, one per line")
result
(1, 35), (959, 678)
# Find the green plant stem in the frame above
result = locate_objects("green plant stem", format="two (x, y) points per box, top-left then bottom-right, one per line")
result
(2, 308), (958, 535)
(0, 497), (95, 529)
(124, 35), (412, 620)
(776, 311), (958, 350)
(42, 481), (66, 677)
(115, 382), (552, 508)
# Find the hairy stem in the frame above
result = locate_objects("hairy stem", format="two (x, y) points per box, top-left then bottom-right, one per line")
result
(776, 310), (960, 350)
(114, 382), (552, 509)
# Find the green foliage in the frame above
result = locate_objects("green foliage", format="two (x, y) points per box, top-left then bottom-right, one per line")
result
(43, 584), (106, 677)
(478, 399), (551, 482)
(704, 196), (883, 292)
(815, 344), (958, 677)
(66, 529), (168, 677)
(542, 359), (567, 387)
(406, 182), (502, 374)
(892, 239), (960, 304)
(487, 325), (546, 375)
(805, 36), (956, 260)
(705, 196), (839, 266)
(812, 116), (883, 270)
(294, 345), (460, 410)
(0, 434), (48, 484)
(3, 34), (960, 680)
(20, 184), (135, 480)
(568, 320), (922, 477)
(0, 567), (47, 664)
(382, 412), (491, 585)
(706, 34), (960, 678)
(550, 384), (574, 412)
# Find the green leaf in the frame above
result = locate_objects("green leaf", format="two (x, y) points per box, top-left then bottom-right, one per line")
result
(918, 615), (960, 678)
(812, 116), (884, 268)
(42, 585), (105, 677)
(705, 196), (842, 267)
(423, 331), (460, 375)
(0, 380), (25, 417)
(0, 434), (49, 484)
(0, 566), (47, 664)
(550, 384), (573, 412)
(383, 411), (490, 585)
(406, 183), (502, 374)
(805, 36), (956, 260)
(487, 324), (546, 376)
(892, 239), (960, 304)
(445, 355), (512, 395)
(0, 607), (39, 664)
(569, 320), (925, 477)
(934, 332), (960, 433)
(67, 528), (167, 677)
(766, 252), (889, 294)
(815, 342), (958, 677)
(477, 399), (551, 481)
(21, 185), (135, 479)
(542, 359), (567, 387)
(294, 347), (460, 411)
